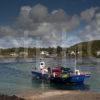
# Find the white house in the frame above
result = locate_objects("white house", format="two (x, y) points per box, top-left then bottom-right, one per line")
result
(97, 51), (100, 56)
(40, 51), (49, 56)
(70, 51), (75, 55)
(10, 53), (18, 57)
(19, 52), (28, 56)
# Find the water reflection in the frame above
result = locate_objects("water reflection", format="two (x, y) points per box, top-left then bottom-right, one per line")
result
(31, 79), (90, 91)
(50, 83), (90, 91)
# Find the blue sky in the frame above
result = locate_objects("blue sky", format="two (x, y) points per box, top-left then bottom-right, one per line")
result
(0, 0), (100, 48)
(0, 0), (100, 25)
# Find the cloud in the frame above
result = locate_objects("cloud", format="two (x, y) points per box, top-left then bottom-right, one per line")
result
(15, 4), (80, 34)
(15, 6), (35, 31)
(79, 12), (100, 41)
(81, 7), (98, 22)
(12, 4), (81, 47)
(0, 26), (16, 37)
(0, 4), (100, 48)
(30, 4), (48, 22)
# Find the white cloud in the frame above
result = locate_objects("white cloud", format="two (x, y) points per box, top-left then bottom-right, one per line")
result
(79, 12), (100, 41)
(81, 7), (98, 22)
(0, 4), (100, 48)
(30, 4), (48, 22)
(0, 26), (17, 37)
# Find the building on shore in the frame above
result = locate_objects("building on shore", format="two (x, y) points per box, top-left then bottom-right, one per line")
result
(10, 53), (18, 57)
(97, 51), (100, 56)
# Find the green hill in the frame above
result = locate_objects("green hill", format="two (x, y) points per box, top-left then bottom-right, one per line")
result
(68, 40), (100, 57)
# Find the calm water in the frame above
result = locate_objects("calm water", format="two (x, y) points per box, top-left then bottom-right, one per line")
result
(0, 57), (100, 95)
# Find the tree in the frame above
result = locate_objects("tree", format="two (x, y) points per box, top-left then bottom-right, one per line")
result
(56, 46), (62, 56)
(47, 47), (54, 55)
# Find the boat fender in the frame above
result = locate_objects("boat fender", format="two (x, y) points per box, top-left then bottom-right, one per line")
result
(61, 74), (69, 79)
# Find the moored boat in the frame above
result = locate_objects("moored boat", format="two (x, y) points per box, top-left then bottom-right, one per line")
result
(31, 61), (91, 84)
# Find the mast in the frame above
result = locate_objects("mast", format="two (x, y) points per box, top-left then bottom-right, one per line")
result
(70, 50), (77, 72)
(74, 48), (77, 71)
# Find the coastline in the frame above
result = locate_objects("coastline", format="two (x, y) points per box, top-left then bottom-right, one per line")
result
(18, 90), (100, 100)
(0, 94), (25, 100)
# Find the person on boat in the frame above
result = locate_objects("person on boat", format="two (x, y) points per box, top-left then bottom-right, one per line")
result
(40, 61), (45, 71)
(40, 61), (48, 78)
(75, 69), (80, 75)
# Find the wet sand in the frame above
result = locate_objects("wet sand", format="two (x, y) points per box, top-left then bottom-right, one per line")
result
(18, 90), (100, 100)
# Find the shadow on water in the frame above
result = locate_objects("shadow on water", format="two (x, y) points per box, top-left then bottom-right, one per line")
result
(49, 83), (90, 91)
(31, 79), (90, 91)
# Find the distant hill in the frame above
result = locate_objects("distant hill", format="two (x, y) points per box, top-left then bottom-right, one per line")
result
(0, 40), (100, 58)
(68, 40), (100, 57)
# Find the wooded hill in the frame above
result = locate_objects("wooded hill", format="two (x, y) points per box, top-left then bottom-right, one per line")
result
(0, 40), (100, 58)
(68, 40), (100, 57)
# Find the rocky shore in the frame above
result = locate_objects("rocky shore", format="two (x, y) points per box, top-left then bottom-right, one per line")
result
(0, 94), (25, 100)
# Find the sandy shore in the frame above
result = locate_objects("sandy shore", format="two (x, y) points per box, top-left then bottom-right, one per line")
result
(18, 90), (100, 100)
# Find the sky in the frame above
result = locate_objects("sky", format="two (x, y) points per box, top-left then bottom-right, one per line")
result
(0, 0), (100, 48)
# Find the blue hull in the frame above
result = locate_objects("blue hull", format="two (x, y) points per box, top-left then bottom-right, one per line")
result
(50, 75), (86, 84)
(31, 71), (90, 84)
(31, 71), (42, 78)
(31, 71), (48, 79)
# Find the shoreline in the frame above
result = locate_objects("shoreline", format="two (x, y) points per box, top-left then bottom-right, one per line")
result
(0, 94), (25, 100)
(0, 90), (100, 100)
(18, 90), (100, 100)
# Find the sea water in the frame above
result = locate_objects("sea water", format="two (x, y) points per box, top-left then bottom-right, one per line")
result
(0, 57), (100, 95)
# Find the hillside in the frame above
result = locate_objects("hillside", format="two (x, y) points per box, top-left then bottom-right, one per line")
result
(0, 40), (100, 58)
(68, 40), (100, 57)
